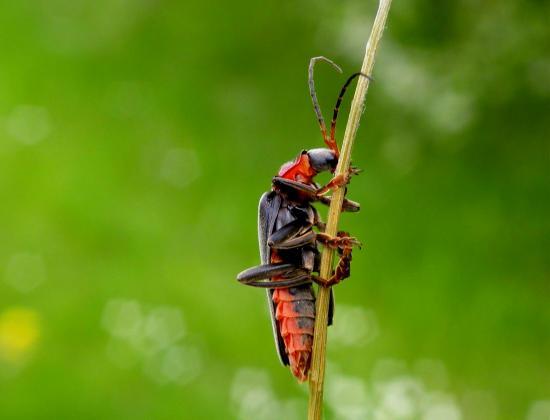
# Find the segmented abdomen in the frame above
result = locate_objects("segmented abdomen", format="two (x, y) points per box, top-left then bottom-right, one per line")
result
(272, 285), (315, 381)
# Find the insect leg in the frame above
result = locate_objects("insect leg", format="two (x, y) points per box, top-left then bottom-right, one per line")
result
(316, 195), (361, 213)
(328, 288), (335, 326)
(325, 247), (353, 287)
(237, 263), (311, 288)
(272, 177), (318, 200)
(312, 206), (326, 231)
(316, 166), (361, 196)
(302, 247), (316, 272)
(308, 247), (335, 325)
(271, 230), (317, 250)
(317, 232), (361, 250)
(272, 176), (360, 212)
(268, 219), (313, 248)
(310, 232), (357, 287)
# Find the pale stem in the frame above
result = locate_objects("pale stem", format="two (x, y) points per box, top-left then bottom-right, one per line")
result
(307, 1), (393, 419)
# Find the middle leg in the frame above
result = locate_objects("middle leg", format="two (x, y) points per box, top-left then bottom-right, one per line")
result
(310, 231), (360, 287)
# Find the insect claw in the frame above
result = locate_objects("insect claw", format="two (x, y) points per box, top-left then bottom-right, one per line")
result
(310, 274), (328, 287)
(349, 166), (362, 176)
(316, 232), (361, 250)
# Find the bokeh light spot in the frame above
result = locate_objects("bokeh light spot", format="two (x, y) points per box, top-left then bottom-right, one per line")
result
(381, 135), (420, 175)
(160, 148), (201, 189)
(102, 299), (143, 340)
(461, 390), (498, 420)
(375, 376), (424, 418)
(413, 359), (449, 390)
(326, 371), (371, 420)
(422, 393), (462, 420)
(527, 400), (550, 420)
(4, 253), (47, 293)
(426, 90), (473, 135)
(5, 105), (51, 145)
(144, 345), (202, 385)
(102, 299), (200, 386)
(230, 368), (302, 420)
(330, 304), (379, 347)
(143, 306), (186, 352)
(0, 307), (41, 363)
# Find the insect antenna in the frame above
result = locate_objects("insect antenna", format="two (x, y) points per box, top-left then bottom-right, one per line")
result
(308, 56), (342, 155)
(329, 72), (372, 151)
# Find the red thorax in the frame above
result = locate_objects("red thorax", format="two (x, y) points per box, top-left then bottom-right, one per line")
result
(277, 152), (316, 184)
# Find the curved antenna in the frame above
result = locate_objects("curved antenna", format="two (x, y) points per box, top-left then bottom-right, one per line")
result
(308, 56), (342, 154)
(329, 72), (372, 150)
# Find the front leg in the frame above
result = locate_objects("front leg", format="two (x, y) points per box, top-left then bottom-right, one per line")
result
(315, 166), (361, 196)
(272, 177), (360, 212)
(272, 177), (317, 201)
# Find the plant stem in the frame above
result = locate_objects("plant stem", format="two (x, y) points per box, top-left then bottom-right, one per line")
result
(307, 1), (392, 418)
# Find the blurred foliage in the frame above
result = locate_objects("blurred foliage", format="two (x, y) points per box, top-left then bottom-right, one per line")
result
(0, 0), (549, 419)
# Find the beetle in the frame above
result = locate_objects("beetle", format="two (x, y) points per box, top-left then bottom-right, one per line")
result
(237, 57), (364, 381)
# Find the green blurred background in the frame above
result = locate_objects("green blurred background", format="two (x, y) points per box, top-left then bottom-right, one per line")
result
(0, 0), (548, 419)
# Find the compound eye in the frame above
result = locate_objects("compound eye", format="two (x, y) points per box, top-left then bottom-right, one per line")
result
(307, 148), (338, 173)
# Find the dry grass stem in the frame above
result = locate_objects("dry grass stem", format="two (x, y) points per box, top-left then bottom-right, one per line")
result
(307, 1), (393, 418)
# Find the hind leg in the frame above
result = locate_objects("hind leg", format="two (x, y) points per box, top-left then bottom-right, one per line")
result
(237, 263), (311, 288)
(325, 246), (353, 286)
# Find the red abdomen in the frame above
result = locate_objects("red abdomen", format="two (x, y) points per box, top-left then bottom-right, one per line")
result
(272, 286), (315, 381)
